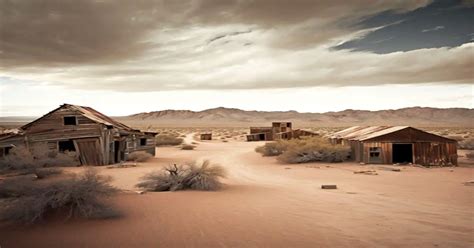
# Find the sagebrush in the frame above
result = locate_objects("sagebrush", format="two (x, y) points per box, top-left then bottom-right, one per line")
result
(155, 134), (184, 146)
(256, 137), (350, 164)
(136, 160), (226, 191)
(0, 169), (120, 224)
(127, 151), (153, 162)
(0, 145), (79, 173)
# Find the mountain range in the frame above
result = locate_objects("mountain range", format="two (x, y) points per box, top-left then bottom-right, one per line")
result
(116, 107), (474, 127)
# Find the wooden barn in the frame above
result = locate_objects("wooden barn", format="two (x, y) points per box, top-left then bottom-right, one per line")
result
(0, 104), (157, 165)
(330, 126), (457, 166)
(247, 122), (317, 141)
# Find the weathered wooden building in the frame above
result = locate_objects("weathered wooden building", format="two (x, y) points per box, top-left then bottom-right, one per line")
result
(200, 133), (212, 140)
(247, 122), (317, 141)
(330, 126), (457, 166)
(0, 104), (157, 165)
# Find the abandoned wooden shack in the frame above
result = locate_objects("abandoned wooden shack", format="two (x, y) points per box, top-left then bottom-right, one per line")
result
(247, 122), (317, 141)
(0, 104), (157, 165)
(329, 126), (457, 166)
(200, 133), (212, 140)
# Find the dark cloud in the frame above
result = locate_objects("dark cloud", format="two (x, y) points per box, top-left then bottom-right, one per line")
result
(1, 0), (472, 92)
(0, 0), (430, 67)
(335, 0), (474, 53)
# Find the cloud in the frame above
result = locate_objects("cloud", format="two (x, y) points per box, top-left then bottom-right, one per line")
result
(2, 0), (472, 92)
(0, 0), (430, 67)
(422, 26), (445, 32)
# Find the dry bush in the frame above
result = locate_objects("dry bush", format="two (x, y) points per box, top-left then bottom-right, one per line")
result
(0, 145), (79, 173)
(255, 141), (288, 156)
(181, 144), (196, 150)
(448, 135), (464, 142)
(155, 134), (184, 146)
(127, 151), (153, 162)
(0, 169), (119, 224)
(136, 160), (226, 192)
(256, 137), (350, 164)
(466, 152), (474, 160)
(459, 138), (474, 150)
(0, 177), (37, 198)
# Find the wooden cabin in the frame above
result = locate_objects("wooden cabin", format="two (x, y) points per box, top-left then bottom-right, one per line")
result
(200, 133), (212, 140)
(247, 122), (317, 141)
(0, 104), (157, 165)
(329, 126), (457, 166)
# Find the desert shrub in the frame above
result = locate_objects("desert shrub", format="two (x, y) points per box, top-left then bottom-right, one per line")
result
(0, 169), (119, 224)
(127, 151), (153, 162)
(181, 144), (196, 150)
(447, 135), (464, 142)
(459, 138), (474, 150)
(0, 177), (37, 198)
(136, 160), (226, 192)
(155, 134), (183, 146)
(182, 160), (226, 190)
(255, 141), (288, 156)
(256, 137), (350, 164)
(466, 152), (474, 160)
(0, 145), (79, 172)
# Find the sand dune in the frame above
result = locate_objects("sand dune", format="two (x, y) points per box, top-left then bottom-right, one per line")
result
(0, 136), (473, 247)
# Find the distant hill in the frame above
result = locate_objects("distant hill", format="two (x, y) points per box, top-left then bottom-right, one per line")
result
(117, 107), (474, 127)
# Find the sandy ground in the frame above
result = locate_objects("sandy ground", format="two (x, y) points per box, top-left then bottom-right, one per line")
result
(0, 134), (473, 248)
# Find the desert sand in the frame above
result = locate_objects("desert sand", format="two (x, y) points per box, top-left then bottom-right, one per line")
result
(0, 134), (473, 248)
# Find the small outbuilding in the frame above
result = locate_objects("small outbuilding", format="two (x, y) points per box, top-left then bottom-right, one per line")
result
(200, 133), (212, 140)
(330, 126), (457, 166)
(0, 104), (158, 165)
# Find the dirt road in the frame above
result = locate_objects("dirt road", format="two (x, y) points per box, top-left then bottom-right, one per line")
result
(1, 136), (473, 248)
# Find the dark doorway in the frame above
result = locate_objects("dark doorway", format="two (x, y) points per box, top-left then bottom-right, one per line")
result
(58, 140), (76, 152)
(392, 144), (413, 163)
(259, 133), (265, 140)
(114, 141), (120, 163)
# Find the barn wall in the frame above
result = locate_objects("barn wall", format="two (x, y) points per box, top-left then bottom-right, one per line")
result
(361, 142), (392, 164)
(414, 142), (457, 166)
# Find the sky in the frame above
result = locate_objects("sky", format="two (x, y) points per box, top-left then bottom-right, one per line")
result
(0, 0), (473, 116)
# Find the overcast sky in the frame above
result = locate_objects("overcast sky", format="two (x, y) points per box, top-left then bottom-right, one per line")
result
(0, 0), (473, 116)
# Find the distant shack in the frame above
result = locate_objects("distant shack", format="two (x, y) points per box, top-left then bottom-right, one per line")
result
(0, 104), (157, 165)
(200, 133), (212, 140)
(329, 126), (457, 166)
(247, 122), (317, 141)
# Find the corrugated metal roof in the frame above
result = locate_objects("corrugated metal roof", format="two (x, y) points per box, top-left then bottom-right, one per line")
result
(70, 105), (134, 131)
(21, 103), (136, 132)
(358, 126), (409, 141)
(330, 126), (410, 141)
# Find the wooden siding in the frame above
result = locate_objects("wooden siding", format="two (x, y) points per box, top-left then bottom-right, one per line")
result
(0, 104), (157, 165)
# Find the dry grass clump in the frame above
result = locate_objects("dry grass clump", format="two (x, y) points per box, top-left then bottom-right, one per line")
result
(127, 151), (153, 162)
(255, 141), (288, 156)
(256, 137), (350, 164)
(0, 145), (78, 173)
(459, 138), (474, 150)
(136, 160), (226, 192)
(0, 146), (77, 178)
(181, 144), (196, 150)
(155, 134), (184, 146)
(0, 169), (119, 224)
(466, 152), (474, 160)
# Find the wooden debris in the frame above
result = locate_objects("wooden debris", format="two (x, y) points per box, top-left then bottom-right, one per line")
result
(321, 185), (337, 189)
(354, 170), (378, 175)
(463, 180), (474, 186)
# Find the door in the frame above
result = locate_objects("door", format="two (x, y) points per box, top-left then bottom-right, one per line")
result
(392, 143), (413, 164)
(114, 141), (120, 163)
(74, 138), (104, 165)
